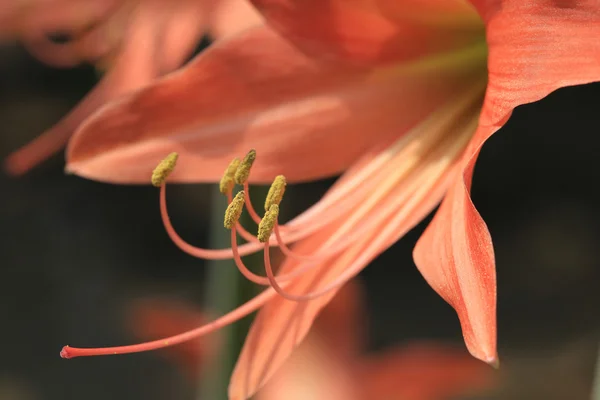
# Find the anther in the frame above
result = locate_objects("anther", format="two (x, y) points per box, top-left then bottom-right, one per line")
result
(151, 153), (178, 187)
(224, 191), (245, 229)
(265, 175), (286, 211)
(257, 204), (279, 242)
(234, 149), (256, 185)
(219, 157), (240, 194)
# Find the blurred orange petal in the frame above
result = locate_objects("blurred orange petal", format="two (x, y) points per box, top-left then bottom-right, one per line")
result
(127, 298), (215, 379)
(4, 0), (260, 175)
(5, 0), (162, 176)
(250, 0), (482, 65)
(357, 343), (495, 400)
(210, 0), (264, 38)
(312, 279), (367, 359)
(257, 338), (357, 400)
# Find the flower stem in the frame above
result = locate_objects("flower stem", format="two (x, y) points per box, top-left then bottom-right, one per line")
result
(592, 343), (600, 400)
(197, 185), (263, 400)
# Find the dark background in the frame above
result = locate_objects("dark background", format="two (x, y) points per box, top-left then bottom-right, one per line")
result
(0, 41), (599, 400)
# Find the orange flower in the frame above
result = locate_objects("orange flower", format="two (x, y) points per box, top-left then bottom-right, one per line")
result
(3, 0), (263, 175)
(59, 1), (600, 399)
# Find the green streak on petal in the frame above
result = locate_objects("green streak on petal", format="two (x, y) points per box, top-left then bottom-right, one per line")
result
(369, 39), (489, 83)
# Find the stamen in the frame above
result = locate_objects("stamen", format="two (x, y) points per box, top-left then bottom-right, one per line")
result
(265, 175), (286, 211)
(219, 157), (240, 195)
(151, 152), (178, 187)
(258, 204), (279, 243)
(224, 191), (245, 229)
(234, 149), (256, 185)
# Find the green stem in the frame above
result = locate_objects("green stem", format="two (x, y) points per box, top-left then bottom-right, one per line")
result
(197, 186), (239, 400)
(592, 343), (600, 400)
(197, 185), (265, 400)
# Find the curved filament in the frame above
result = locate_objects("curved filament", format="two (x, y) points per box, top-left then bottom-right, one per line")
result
(230, 226), (331, 285)
(61, 283), (280, 358)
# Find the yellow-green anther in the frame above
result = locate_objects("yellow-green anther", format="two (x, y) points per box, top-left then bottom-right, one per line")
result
(219, 157), (241, 194)
(151, 152), (178, 187)
(234, 149), (256, 185)
(257, 204), (279, 243)
(224, 191), (245, 229)
(265, 175), (286, 211)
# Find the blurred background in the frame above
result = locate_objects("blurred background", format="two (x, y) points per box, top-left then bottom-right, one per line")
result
(1, 31), (599, 400)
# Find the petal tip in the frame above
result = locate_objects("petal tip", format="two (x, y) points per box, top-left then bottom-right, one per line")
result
(469, 347), (499, 369)
(3, 153), (30, 177)
(64, 165), (75, 175)
(488, 355), (500, 370)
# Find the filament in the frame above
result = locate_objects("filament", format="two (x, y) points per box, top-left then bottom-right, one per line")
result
(61, 284), (280, 358)
(242, 182), (264, 225)
(230, 225), (327, 285)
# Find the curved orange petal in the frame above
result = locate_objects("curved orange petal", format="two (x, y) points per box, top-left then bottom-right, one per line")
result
(413, 125), (498, 365)
(249, 0), (483, 66)
(357, 343), (496, 400)
(415, 0), (600, 366)
(65, 25), (479, 185)
(470, 0), (600, 126)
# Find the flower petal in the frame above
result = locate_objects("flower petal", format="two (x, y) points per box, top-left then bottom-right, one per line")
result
(357, 343), (496, 400)
(415, 0), (600, 366)
(376, 0), (481, 27)
(256, 335), (357, 400)
(227, 90), (482, 399)
(209, 0), (265, 39)
(250, 0), (483, 65)
(413, 125), (498, 365)
(126, 298), (215, 380)
(470, 0), (600, 126)
(4, 1), (162, 176)
(66, 25), (481, 185)
(12, 0), (120, 37)
(311, 279), (366, 359)
(158, 0), (212, 73)
(256, 281), (366, 400)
